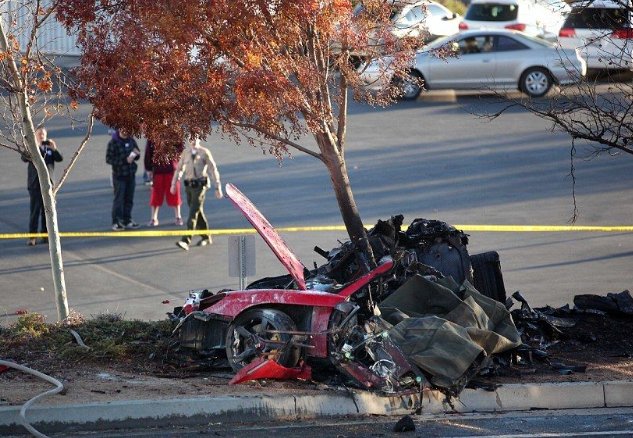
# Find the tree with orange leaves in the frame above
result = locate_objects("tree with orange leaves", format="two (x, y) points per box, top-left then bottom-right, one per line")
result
(57, 0), (422, 269)
(1, 0), (95, 321)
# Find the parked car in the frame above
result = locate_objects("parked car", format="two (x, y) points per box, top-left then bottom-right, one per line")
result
(558, 0), (633, 71)
(336, 1), (462, 63)
(360, 29), (586, 99)
(386, 0), (463, 41)
(459, 0), (570, 40)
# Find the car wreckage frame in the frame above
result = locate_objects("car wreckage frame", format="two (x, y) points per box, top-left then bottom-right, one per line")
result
(170, 183), (511, 394)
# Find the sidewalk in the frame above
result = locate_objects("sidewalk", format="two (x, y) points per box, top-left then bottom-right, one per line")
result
(1, 380), (633, 435)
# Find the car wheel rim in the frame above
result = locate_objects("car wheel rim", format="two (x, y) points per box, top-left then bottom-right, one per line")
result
(525, 71), (548, 95)
(402, 79), (420, 99)
(230, 317), (280, 365)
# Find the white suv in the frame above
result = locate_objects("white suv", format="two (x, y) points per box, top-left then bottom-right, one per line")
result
(459, 0), (569, 40)
(558, 0), (633, 70)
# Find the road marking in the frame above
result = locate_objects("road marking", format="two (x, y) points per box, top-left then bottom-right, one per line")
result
(1, 224), (633, 239)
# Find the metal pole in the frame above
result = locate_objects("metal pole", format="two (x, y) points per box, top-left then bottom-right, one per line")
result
(239, 235), (247, 289)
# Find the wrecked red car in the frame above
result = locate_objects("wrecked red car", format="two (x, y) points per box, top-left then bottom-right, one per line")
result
(171, 183), (520, 394)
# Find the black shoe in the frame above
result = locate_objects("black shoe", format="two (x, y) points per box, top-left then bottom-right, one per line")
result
(112, 223), (125, 231)
(176, 241), (189, 251)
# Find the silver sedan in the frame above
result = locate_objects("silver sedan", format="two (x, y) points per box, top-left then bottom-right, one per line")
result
(361, 29), (587, 99)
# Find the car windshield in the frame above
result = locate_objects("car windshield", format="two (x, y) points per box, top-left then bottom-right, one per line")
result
(563, 7), (630, 29)
(465, 3), (519, 21)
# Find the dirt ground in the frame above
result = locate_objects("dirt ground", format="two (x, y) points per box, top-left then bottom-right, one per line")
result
(2, 310), (632, 408)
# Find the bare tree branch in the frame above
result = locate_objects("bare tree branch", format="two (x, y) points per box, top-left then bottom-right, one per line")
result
(231, 120), (323, 160)
(53, 111), (95, 195)
(569, 138), (578, 224)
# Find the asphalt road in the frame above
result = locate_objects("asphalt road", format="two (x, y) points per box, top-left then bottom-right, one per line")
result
(34, 408), (633, 437)
(1, 90), (632, 322)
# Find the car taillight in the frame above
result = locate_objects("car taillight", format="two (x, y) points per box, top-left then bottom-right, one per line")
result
(558, 28), (576, 38)
(459, 22), (468, 30)
(505, 23), (526, 31)
(612, 28), (633, 39)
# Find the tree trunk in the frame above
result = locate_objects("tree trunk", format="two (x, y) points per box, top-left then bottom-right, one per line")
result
(318, 133), (376, 271)
(18, 93), (70, 321)
(41, 180), (70, 321)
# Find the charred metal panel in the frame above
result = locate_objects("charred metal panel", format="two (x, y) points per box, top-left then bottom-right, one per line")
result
(337, 257), (394, 299)
(178, 311), (229, 351)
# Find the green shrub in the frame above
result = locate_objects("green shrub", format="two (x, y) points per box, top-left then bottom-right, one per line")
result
(10, 313), (49, 338)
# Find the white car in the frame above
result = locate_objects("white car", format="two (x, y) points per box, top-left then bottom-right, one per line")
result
(459, 0), (570, 40)
(389, 1), (462, 41)
(353, 0), (462, 42)
(361, 29), (586, 99)
(558, 0), (633, 70)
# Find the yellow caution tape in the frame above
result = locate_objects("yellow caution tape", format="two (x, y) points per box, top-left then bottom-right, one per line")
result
(455, 225), (633, 232)
(0, 229), (256, 239)
(2, 224), (633, 240)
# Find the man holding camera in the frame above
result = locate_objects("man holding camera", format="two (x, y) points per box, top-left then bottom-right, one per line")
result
(106, 128), (141, 231)
(22, 127), (63, 246)
(170, 137), (222, 251)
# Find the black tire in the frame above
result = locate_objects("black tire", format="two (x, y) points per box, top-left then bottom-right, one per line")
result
(470, 251), (507, 303)
(520, 67), (552, 98)
(226, 308), (300, 372)
(394, 70), (424, 101)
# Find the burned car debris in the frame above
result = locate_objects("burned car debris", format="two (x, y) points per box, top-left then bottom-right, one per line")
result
(482, 289), (633, 380)
(169, 183), (521, 396)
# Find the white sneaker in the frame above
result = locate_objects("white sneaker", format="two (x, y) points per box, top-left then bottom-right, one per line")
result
(125, 220), (140, 229)
(176, 241), (189, 251)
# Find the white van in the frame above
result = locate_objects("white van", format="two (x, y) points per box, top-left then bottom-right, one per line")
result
(459, 0), (570, 40)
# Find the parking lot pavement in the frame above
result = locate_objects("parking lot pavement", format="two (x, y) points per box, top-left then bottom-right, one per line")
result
(2, 83), (633, 323)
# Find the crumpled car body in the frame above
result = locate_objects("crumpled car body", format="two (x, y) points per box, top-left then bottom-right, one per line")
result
(172, 183), (519, 394)
(173, 183), (422, 393)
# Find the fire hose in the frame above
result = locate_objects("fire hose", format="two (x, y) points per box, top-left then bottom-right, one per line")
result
(0, 359), (64, 438)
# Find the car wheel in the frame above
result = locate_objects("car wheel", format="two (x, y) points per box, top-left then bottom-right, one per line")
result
(394, 70), (424, 101)
(225, 308), (300, 371)
(520, 67), (552, 98)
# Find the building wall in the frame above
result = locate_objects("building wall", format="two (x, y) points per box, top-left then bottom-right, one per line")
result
(1, 0), (80, 56)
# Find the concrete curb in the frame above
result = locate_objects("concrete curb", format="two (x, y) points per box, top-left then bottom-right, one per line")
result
(1, 381), (632, 434)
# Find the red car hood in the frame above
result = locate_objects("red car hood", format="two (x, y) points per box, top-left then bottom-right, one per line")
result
(225, 183), (307, 290)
